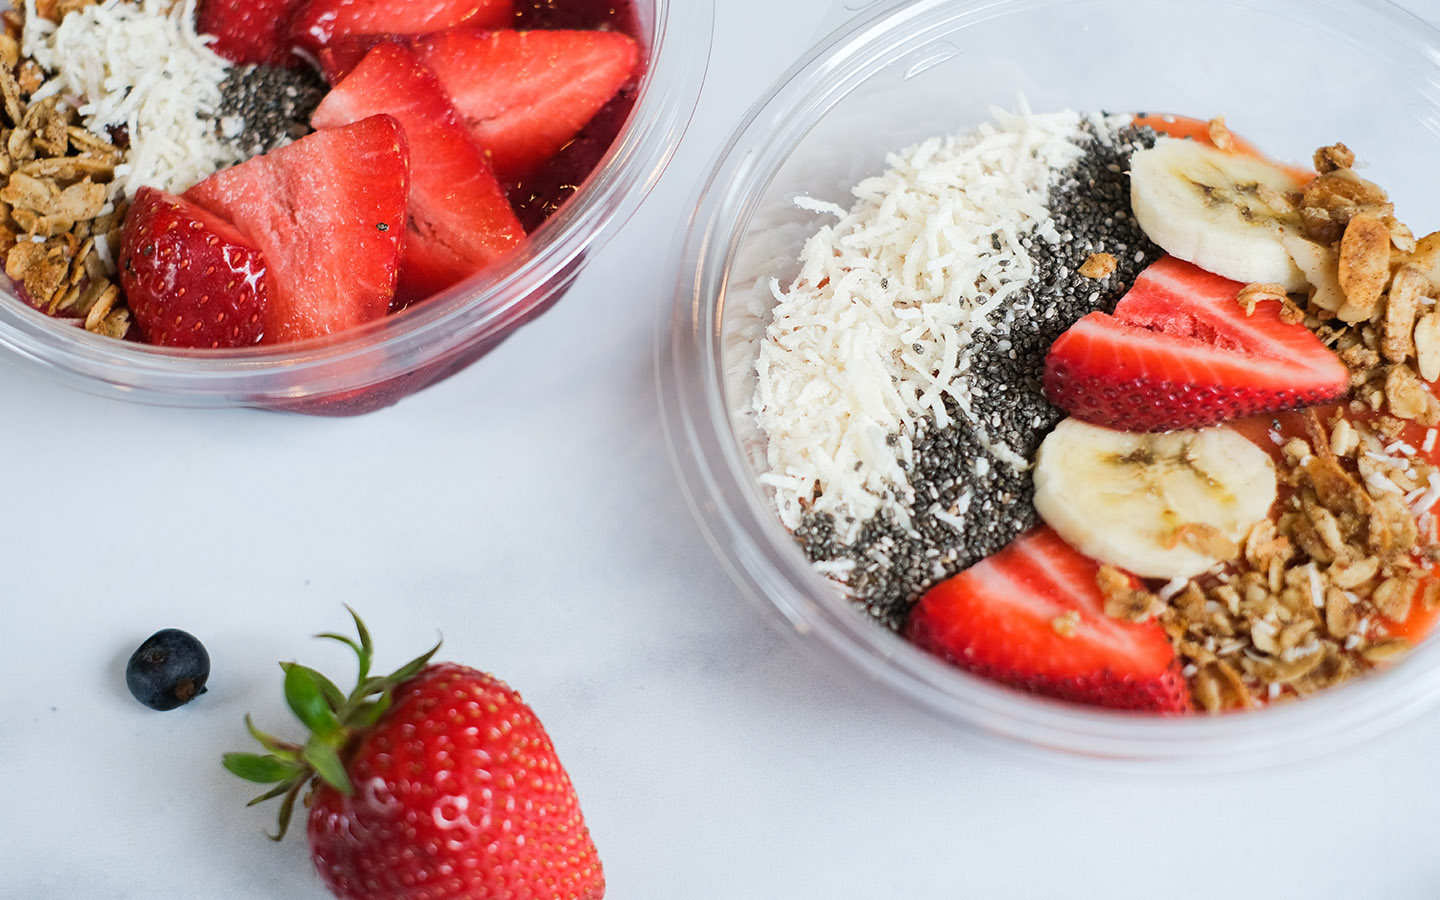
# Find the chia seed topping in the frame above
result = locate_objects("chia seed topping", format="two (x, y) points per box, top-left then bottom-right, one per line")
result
(217, 63), (327, 160)
(794, 122), (1164, 629)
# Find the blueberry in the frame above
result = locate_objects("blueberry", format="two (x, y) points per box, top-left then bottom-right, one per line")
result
(126, 629), (210, 711)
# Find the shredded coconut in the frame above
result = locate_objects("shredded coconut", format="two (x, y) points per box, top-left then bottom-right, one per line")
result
(1363, 469), (1404, 496)
(22, 0), (241, 197)
(93, 232), (113, 269)
(1157, 576), (1189, 602)
(811, 558), (857, 579)
(753, 102), (1099, 538)
(930, 508), (967, 532)
(1411, 471), (1440, 516)
(1306, 563), (1324, 609)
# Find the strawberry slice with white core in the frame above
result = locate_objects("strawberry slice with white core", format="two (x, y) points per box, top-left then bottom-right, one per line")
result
(312, 42), (526, 306)
(411, 27), (639, 183)
(184, 116), (409, 344)
(1044, 255), (1348, 432)
(289, 0), (514, 56)
(906, 527), (1191, 713)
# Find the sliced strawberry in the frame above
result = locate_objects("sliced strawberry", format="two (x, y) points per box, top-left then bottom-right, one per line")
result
(906, 527), (1191, 713)
(1044, 255), (1348, 432)
(514, 0), (638, 29)
(312, 42), (525, 306)
(197, 0), (306, 68)
(117, 186), (268, 349)
(411, 27), (639, 183)
(289, 0), (514, 56)
(508, 85), (636, 231)
(184, 116), (408, 344)
(315, 33), (396, 83)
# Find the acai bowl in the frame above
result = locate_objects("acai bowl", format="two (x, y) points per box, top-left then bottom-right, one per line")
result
(0, 0), (712, 415)
(660, 0), (1440, 767)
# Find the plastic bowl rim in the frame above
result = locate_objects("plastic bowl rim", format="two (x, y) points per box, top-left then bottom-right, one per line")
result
(659, 0), (1440, 769)
(0, 0), (716, 405)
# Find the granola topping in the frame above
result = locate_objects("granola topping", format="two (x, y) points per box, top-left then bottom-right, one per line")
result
(1154, 141), (1440, 710)
(1146, 161), (1440, 709)
(0, 1), (322, 338)
(1078, 251), (1117, 279)
(1157, 408), (1439, 711)
(0, 5), (126, 334)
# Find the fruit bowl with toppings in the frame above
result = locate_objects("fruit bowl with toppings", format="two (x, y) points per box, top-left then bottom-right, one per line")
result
(0, 0), (710, 414)
(660, 0), (1440, 766)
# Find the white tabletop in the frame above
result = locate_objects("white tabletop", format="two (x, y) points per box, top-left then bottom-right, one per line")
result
(6, 1), (1440, 898)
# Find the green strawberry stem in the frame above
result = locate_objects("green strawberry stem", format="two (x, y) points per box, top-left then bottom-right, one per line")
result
(222, 607), (440, 840)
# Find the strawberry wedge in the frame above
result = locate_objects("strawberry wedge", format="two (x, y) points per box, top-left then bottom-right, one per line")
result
(289, 0), (513, 56)
(906, 527), (1190, 713)
(184, 116), (408, 344)
(118, 186), (269, 349)
(1044, 255), (1348, 432)
(316, 34), (397, 83)
(411, 27), (639, 183)
(197, 0), (306, 67)
(312, 43), (526, 306)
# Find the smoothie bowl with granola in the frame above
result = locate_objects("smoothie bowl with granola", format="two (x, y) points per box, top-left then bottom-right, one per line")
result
(0, 0), (710, 413)
(661, 0), (1440, 764)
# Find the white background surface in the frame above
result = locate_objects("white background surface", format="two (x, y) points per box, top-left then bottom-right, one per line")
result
(6, 0), (1440, 898)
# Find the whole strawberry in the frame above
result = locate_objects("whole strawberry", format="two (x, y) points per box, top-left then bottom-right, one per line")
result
(224, 611), (604, 900)
(118, 186), (268, 348)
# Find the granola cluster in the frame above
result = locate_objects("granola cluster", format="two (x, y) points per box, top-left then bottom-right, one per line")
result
(0, 3), (127, 337)
(1284, 144), (1440, 427)
(1167, 411), (1435, 711)
(1092, 134), (1440, 712)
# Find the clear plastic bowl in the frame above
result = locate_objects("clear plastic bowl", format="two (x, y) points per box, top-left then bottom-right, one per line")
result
(0, 0), (712, 416)
(660, 0), (1440, 768)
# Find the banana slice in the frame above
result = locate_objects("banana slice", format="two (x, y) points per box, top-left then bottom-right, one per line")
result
(1033, 418), (1276, 580)
(1130, 137), (1308, 290)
